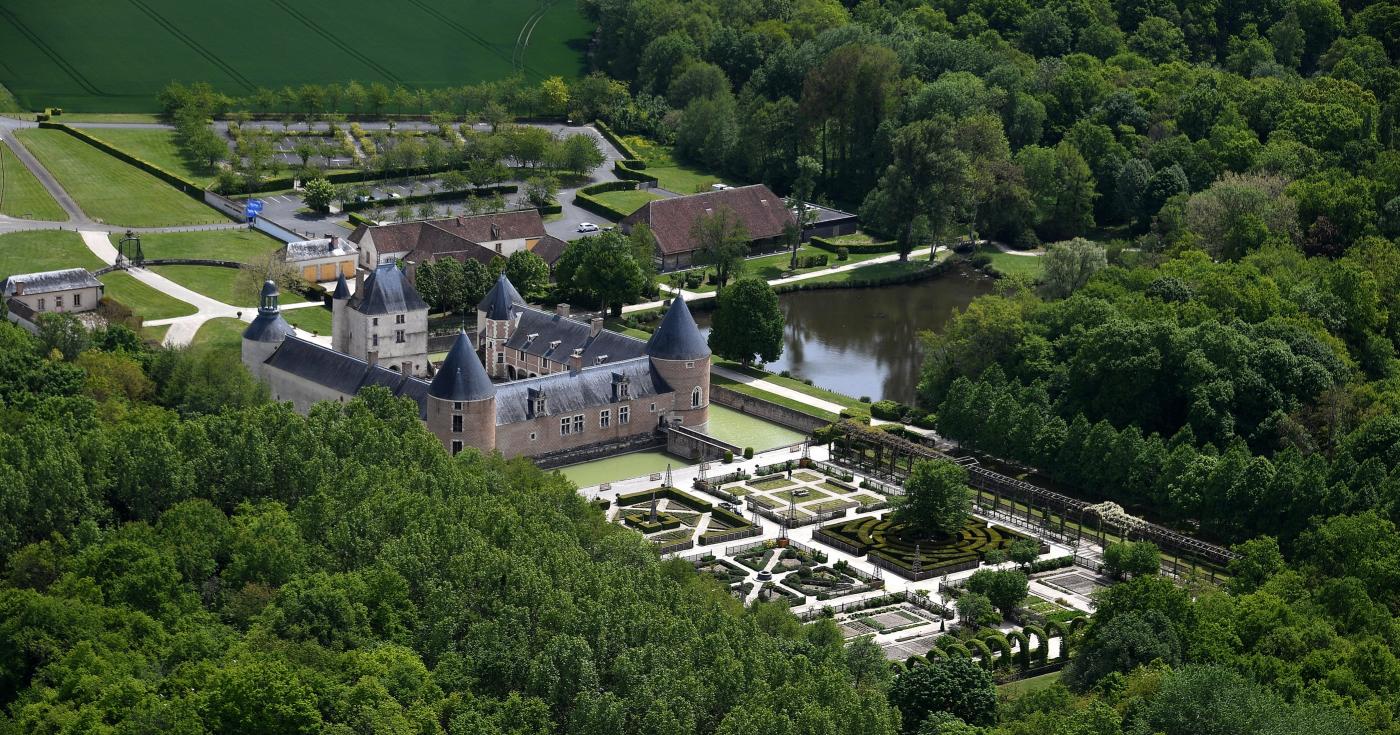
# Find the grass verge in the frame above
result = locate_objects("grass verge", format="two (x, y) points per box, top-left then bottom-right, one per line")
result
(191, 317), (246, 355)
(0, 230), (101, 275)
(138, 228), (282, 262)
(149, 265), (251, 307)
(100, 271), (196, 320)
(82, 127), (218, 187)
(0, 141), (66, 220)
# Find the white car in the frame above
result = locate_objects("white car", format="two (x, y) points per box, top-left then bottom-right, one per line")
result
(577, 222), (600, 232)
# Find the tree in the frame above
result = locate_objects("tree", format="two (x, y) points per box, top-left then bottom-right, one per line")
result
(888, 658), (997, 733)
(1039, 237), (1106, 298)
(560, 134), (605, 177)
(504, 250), (550, 300)
(35, 313), (89, 360)
(1102, 541), (1161, 579)
(709, 278), (783, 366)
(965, 568), (1028, 618)
(1009, 538), (1040, 569)
(524, 172), (559, 208)
(557, 232), (647, 315)
(301, 178), (336, 211)
(893, 459), (971, 538)
(860, 117), (971, 260)
(415, 257), (468, 314)
(691, 207), (749, 288)
(788, 155), (821, 268)
(539, 76), (570, 116)
(1066, 610), (1182, 690)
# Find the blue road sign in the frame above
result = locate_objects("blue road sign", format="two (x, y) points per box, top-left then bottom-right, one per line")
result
(246, 198), (264, 213)
(244, 206), (258, 220)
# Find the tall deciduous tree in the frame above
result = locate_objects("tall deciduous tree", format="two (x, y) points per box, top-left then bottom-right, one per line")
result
(504, 250), (550, 300)
(860, 116), (971, 260)
(893, 459), (971, 538)
(1039, 237), (1107, 298)
(888, 658), (997, 733)
(691, 207), (749, 288)
(709, 278), (783, 366)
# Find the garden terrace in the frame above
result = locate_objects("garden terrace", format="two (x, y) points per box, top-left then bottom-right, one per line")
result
(814, 515), (1034, 581)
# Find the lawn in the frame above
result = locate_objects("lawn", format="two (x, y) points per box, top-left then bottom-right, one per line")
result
(0, 141), (66, 220)
(998, 671), (1063, 697)
(678, 246), (889, 293)
(141, 324), (169, 344)
(283, 305), (332, 335)
(797, 259), (932, 287)
(618, 136), (729, 194)
(149, 265), (253, 307)
(0, 230), (101, 276)
(710, 373), (840, 423)
(774, 487), (831, 505)
(15, 129), (226, 227)
(751, 477), (796, 491)
(100, 271), (196, 320)
(82, 127), (218, 186)
(591, 188), (663, 217)
(976, 244), (1043, 279)
(714, 359), (869, 418)
(191, 317), (246, 354)
(137, 228), (282, 263)
(0, 1), (592, 112)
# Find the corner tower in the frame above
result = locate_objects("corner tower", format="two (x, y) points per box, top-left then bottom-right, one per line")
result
(476, 274), (524, 378)
(646, 296), (711, 428)
(330, 271), (351, 352)
(427, 330), (497, 455)
(345, 262), (429, 375)
(241, 280), (295, 382)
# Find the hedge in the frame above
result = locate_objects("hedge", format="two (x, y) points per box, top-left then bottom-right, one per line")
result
(966, 638), (995, 669)
(595, 120), (640, 159)
(575, 180), (641, 220)
(536, 201), (563, 215)
(809, 234), (898, 254)
(615, 486), (712, 513)
(1027, 555), (1076, 574)
(41, 122), (205, 198)
(347, 211), (376, 228)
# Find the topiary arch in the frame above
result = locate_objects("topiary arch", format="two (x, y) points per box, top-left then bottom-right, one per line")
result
(966, 638), (995, 670)
(944, 642), (973, 659)
(980, 631), (1012, 666)
(1005, 630), (1031, 669)
(1023, 625), (1048, 664)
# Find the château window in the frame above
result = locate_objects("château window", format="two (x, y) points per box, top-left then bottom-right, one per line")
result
(691, 387), (702, 408)
(372, 317), (379, 326)
(620, 406), (630, 424)
(73, 294), (81, 307)
(685, 361), (695, 368)
(560, 417), (571, 436)
(37, 298), (45, 311)
(572, 414), (584, 434)
(396, 314), (405, 324)
(600, 409), (610, 428)
(453, 402), (462, 410)
(529, 432), (537, 441)
(496, 352), (504, 364)
(396, 330), (405, 344)
(451, 440), (463, 455)
(452, 414), (463, 433)
(650, 402), (657, 412)
(372, 334), (379, 347)
(55, 296), (63, 309)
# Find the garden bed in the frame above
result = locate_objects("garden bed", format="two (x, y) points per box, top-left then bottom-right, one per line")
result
(814, 515), (1033, 577)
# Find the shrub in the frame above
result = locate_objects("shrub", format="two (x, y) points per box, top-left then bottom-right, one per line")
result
(859, 396), (871, 403)
(780, 370), (791, 377)
(836, 246), (849, 261)
(723, 450), (734, 463)
(870, 400), (903, 420)
(743, 447), (754, 459)
(969, 253), (992, 269)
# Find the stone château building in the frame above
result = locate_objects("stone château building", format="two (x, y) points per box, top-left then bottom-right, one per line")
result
(242, 269), (711, 460)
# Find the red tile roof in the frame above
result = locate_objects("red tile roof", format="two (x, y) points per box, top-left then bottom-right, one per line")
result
(622, 185), (795, 256)
(349, 211), (563, 266)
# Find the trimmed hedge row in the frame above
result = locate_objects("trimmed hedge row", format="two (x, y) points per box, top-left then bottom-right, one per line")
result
(594, 120), (640, 159)
(809, 234), (897, 254)
(41, 122), (205, 199)
(575, 180), (640, 220)
(615, 486), (713, 513)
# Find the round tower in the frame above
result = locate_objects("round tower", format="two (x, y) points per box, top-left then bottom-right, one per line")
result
(646, 296), (711, 428)
(476, 274), (524, 378)
(427, 330), (497, 455)
(330, 271), (350, 352)
(241, 280), (295, 381)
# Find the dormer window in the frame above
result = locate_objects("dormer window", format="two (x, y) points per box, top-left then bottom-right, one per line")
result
(528, 388), (548, 417)
(549, 340), (561, 351)
(612, 373), (630, 401)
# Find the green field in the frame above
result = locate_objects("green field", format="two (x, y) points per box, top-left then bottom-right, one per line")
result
(283, 305), (333, 335)
(619, 136), (729, 193)
(100, 271), (197, 320)
(0, 141), (66, 220)
(15, 130), (226, 227)
(82, 128), (217, 187)
(0, 230), (101, 277)
(591, 189), (663, 217)
(192, 317), (247, 354)
(138, 229), (283, 262)
(975, 244), (1043, 279)
(150, 265), (254, 307)
(0, 0), (591, 112)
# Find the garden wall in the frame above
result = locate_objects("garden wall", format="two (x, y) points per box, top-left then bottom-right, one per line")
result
(710, 385), (827, 433)
(533, 433), (666, 470)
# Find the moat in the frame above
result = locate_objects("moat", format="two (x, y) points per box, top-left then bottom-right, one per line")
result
(694, 270), (992, 404)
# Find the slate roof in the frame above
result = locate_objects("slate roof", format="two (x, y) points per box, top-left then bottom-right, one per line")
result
(621, 184), (795, 256)
(429, 331), (495, 401)
(479, 274), (525, 320)
(243, 311), (295, 342)
(350, 263), (428, 315)
(501, 307), (647, 366)
(284, 236), (356, 262)
(646, 297), (710, 361)
(332, 272), (350, 299)
(2, 268), (101, 297)
(264, 336), (430, 416)
(531, 234), (569, 266)
(494, 356), (669, 425)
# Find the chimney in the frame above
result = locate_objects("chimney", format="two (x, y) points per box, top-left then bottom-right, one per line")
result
(355, 267), (365, 293)
(329, 235), (340, 252)
(569, 348), (583, 372)
(367, 350), (378, 367)
(590, 317), (603, 337)
(556, 303), (570, 317)
(456, 215), (463, 226)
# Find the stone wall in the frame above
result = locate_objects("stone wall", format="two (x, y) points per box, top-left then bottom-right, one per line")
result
(533, 432), (666, 469)
(666, 425), (741, 461)
(710, 384), (828, 433)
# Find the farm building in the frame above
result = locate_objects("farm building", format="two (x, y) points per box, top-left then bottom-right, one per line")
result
(621, 184), (796, 270)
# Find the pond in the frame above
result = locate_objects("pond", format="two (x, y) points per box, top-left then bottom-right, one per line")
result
(694, 270), (992, 404)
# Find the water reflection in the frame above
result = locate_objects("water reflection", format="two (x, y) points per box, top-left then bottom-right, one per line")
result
(695, 272), (992, 403)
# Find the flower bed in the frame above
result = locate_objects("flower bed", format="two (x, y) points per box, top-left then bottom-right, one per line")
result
(814, 516), (1032, 578)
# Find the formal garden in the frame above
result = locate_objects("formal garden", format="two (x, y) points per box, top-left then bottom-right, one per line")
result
(815, 515), (1039, 580)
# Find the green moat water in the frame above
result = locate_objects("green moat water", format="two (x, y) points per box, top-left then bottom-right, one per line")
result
(557, 405), (806, 487)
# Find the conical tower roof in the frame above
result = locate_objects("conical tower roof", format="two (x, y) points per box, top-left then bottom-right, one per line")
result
(429, 330), (495, 401)
(646, 296), (710, 361)
(478, 274), (525, 320)
(243, 280), (294, 342)
(332, 272), (350, 299)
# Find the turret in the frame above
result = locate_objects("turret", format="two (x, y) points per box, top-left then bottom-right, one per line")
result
(646, 296), (711, 428)
(241, 280), (295, 381)
(331, 271), (351, 352)
(427, 330), (497, 455)
(476, 274), (525, 378)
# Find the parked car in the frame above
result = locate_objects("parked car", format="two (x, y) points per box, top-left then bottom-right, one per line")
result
(577, 222), (600, 232)
(388, 192), (402, 200)
(710, 183), (730, 191)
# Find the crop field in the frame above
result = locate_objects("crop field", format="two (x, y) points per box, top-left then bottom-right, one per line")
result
(0, 0), (591, 111)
